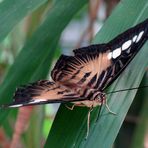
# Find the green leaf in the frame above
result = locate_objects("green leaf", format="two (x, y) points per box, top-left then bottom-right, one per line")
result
(45, 0), (148, 147)
(0, 0), (88, 123)
(0, 0), (48, 42)
(131, 75), (148, 148)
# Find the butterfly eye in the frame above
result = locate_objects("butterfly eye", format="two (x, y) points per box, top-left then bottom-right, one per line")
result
(95, 92), (106, 104)
(101, 93), (106, 101)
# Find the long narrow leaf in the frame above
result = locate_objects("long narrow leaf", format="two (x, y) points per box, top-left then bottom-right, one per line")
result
(0, 0), (48, 42)
(0, 0), (88, 123)
(45, 0), (148, 147)
(131, 76), (148, 148)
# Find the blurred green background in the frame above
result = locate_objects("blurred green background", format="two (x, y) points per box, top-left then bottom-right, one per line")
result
(0, 0), (147, 147)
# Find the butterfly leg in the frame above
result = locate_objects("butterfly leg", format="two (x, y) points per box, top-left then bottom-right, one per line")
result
(96, 93), (116, 121)
(65, 104), (75, 110)
(105, 99), (116, 115)
(96, 104), (103, 122)
(85, 106), (93, 139)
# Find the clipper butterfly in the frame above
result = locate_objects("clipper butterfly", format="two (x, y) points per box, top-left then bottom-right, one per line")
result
(1, 19), (148, 112)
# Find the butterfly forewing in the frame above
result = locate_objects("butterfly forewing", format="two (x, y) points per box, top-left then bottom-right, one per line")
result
(101, 19), (148, 89)
(52, 19), (148, 91)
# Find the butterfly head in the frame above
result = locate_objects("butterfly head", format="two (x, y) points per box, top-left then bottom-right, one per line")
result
(87, 90), (106, 106)
(94, 92), (106, 106)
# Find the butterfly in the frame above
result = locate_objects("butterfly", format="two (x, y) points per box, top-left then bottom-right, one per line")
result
(1, 19), (148, 137)
(2, 18), (147, 109)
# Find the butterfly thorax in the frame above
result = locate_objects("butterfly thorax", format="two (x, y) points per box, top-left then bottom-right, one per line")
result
(73, 88), (106, 108)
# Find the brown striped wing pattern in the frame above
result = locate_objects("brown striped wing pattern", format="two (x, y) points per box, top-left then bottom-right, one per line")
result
(51, 45), (111, 91)
(5, 80), (82, 107)
(2, 18), (148, 108)
(52, 19), (148, 91)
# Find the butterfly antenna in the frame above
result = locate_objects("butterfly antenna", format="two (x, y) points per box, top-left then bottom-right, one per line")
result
(106, 85), (148, 95)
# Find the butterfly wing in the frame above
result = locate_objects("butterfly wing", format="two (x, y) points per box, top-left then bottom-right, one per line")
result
(3, 19), (148, 108)
(3, 80), (85, 108)
(51, 44), (112, 91)
(7, 45), (112, 108)
(99, 18), (148, 90)
(52, 19), (148, 92)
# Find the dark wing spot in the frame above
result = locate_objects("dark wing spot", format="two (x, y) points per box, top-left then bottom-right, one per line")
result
(87, 74), (97, 87)
(78, 72), (91, 84)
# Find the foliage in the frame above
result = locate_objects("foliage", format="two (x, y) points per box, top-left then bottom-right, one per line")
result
(0, 0), (147, 147)
(45, 0), (148, 147)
